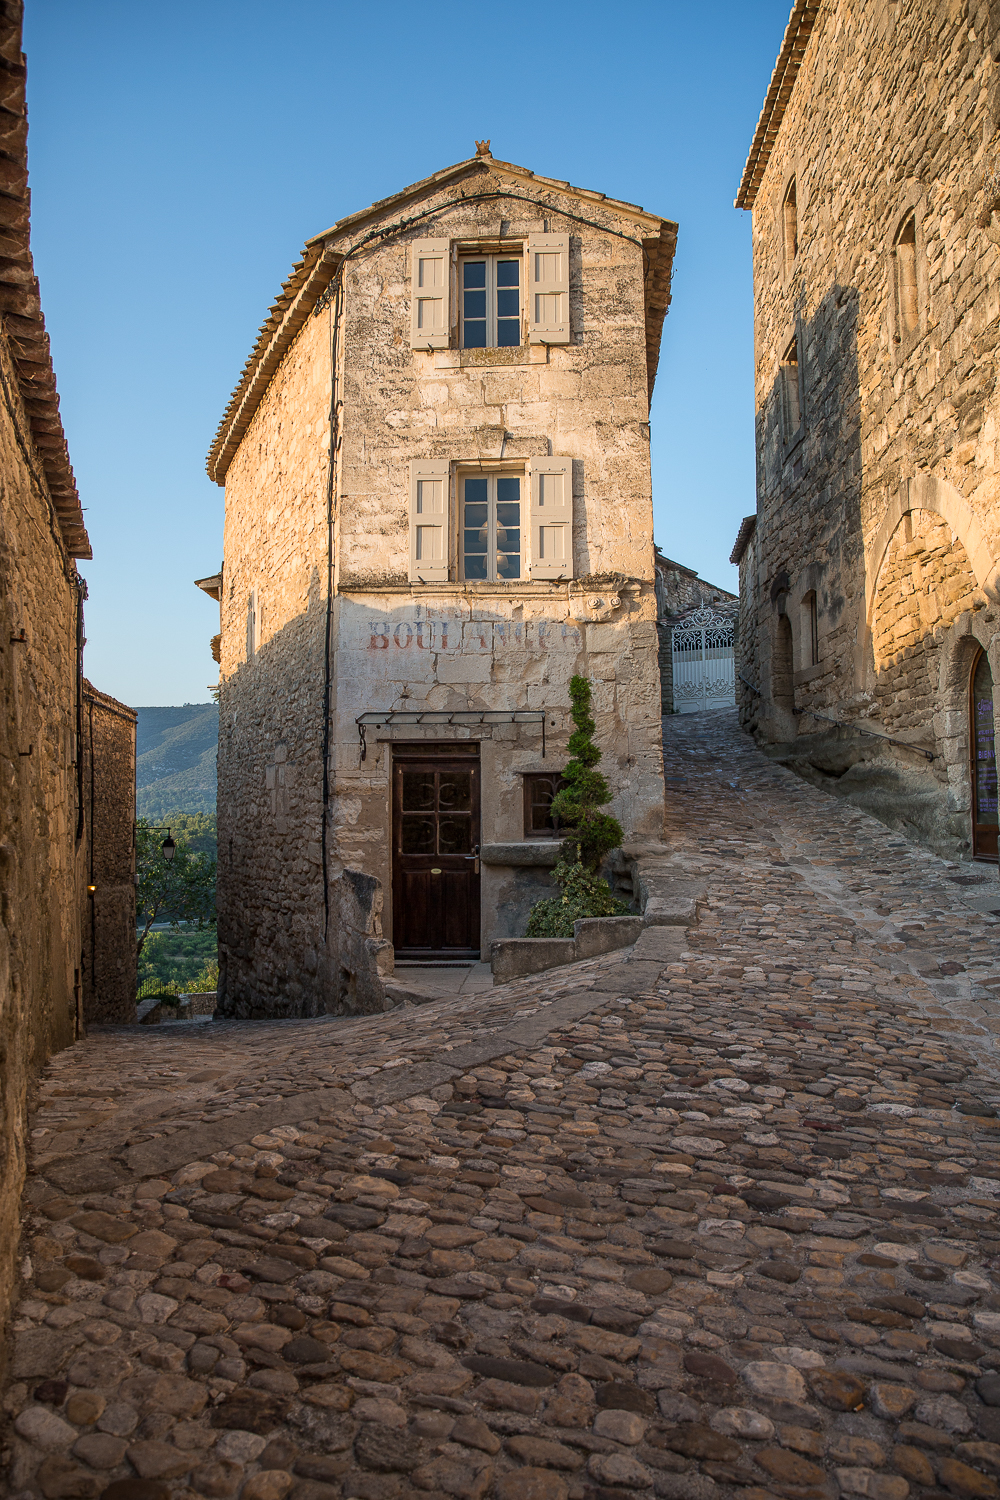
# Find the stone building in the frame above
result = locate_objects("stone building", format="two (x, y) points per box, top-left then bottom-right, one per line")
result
(653, 546), (738, 713)
(204, 147), (676, 1017)
(733, 0), (1000, 860)
(81, 681), (137, 1024)
(0, 0), (98, 1366)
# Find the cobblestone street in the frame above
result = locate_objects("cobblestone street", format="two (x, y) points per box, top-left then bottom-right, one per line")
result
(10, 711), (1000, 1500)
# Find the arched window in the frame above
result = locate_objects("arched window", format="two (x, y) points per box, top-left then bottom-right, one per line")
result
(783, 179), (798, 275)
(802, 590), (819, 666)
(780, 336), (801, 442)
(971, 647), (998, 861)
(893, 215), (918, 339)
(773, 612), (795, 711)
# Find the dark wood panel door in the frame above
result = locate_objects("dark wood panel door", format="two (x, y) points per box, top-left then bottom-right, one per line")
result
(392, 750), (481, 958)
(972, 648), (998, 862)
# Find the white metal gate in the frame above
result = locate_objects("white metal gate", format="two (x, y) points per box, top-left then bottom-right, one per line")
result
(671, 606), (736, 713)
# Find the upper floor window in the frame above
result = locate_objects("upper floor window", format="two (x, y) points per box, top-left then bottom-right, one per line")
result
(893, 215), (918, 339)
(462, 257), (521, 348)
(462, 474), (522, 580)
(409, 235), (570, 351)
(407, 457), (573, 583)
(780, 336), (802, 443)
(782, 178), (798, 275)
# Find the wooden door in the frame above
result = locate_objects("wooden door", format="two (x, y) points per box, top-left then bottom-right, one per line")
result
(971, 648), (998, 862)
(392, 747), (481, 958)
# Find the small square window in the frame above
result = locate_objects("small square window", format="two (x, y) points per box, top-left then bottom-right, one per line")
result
(523, 772), (566, 838)
(461, 255), (522, 348)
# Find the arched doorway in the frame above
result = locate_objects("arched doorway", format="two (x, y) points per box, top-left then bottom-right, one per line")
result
(971, 647), (998, 862)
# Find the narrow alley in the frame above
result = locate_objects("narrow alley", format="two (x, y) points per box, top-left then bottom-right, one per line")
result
(8, 711), (1000, 1500)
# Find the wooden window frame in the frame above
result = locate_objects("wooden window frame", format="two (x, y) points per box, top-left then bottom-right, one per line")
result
(522, 771), (566, 839)
(459, 468), (525, 583)
(459, 251), (523, 350)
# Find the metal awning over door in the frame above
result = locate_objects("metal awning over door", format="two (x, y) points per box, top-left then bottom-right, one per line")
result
(671, 606), (736, 713)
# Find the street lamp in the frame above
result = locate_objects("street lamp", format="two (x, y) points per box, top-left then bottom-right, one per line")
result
(148, 827), (176, 862)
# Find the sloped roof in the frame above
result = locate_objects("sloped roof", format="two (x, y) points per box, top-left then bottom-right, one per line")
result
(0, 2), (89, 558)
(735, 1), (822, 211)
(207, 153), (678, 484)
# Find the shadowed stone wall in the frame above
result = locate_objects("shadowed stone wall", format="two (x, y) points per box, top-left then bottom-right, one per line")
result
(736, 0), (1000, 859)
(81, 681), (137, 1025)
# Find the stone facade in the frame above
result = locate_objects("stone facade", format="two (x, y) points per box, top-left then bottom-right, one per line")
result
(81, 681), (137, 1025)
(206, 151), (676, 1018)
(734, 0), (1000, 859)
(0, 0), (95, 1373)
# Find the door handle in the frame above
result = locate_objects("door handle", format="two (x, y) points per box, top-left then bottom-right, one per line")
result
(464, 844), (480, 874)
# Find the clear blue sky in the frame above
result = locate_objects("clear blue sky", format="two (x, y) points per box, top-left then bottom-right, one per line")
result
(24, 0), (788, 707)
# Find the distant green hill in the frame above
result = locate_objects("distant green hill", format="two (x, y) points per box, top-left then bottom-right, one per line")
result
(136, 704), (218, 819)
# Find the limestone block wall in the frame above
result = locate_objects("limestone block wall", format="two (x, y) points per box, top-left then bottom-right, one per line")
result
(214, 168), (668, 1016)
(737, 0), (1000, 857)
(0, 327), (85, 1365)
(81, 681), (137, 1024)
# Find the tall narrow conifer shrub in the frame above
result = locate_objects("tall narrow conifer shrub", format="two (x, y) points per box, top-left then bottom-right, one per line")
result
(525, 676), (629, 938)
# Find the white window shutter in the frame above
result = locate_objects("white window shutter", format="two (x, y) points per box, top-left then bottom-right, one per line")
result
(527, 458), (573, 580)
(410, 239), (450, 349)
(408, 460), (450, 582)
(527, 235), (570, 345)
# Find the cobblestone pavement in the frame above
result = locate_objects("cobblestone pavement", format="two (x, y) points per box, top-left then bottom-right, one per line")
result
(10, 710), (1000, 1500)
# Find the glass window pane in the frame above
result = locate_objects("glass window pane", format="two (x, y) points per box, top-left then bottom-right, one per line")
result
(496, 288), (519, 318)
(402, 771), (435, 810)
(496, 260), (520, 286)
(497, 319), (520, 347)
(401, 816), (435, 853)
(463, 260), (487, 288)
(496, 502), (520, 527)
(497, 551), (521, 579)
(438, 816), (472, 854)
(463, 289), (487, 318)
(464, 478), (488, 505)
(463, 321), (487, 349)
(497, 477), (520, 503)
(464, 530), (487, 555)
(463, 553), (487, 580)
(438, 772), (471, 811)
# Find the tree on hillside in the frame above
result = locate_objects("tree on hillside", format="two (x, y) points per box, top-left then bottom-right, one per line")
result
(136, 819), (216, 959)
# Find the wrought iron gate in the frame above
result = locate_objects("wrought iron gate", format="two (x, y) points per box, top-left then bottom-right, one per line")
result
(671, 606), (736, 713)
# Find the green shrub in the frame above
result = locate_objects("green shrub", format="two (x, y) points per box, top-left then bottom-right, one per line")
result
(549, 675), (623, 872)
(526, 675), (629, 937)
(526, 858), (630, 939)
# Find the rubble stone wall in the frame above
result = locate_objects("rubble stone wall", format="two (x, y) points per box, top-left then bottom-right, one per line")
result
(0, 325), (84, 1368)
(81, 682), (137, 1025)
(216, 172), (666, 1016)
(738, 0), (1000, 858)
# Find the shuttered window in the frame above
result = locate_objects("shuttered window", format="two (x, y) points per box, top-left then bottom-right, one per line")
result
(527, 458), (573, 579)
(408, 460), (450, 582)
(409, 239), (450, 349)
(460, 255), (521, 348)
(527, 234), (570, 345)
(461, 473), (523, 581)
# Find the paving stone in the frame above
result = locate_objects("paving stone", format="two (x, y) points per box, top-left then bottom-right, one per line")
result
(15, 714), (1000, 1500)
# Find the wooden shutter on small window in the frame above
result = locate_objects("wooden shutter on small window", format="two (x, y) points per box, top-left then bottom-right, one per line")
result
(408, 460), (450, 582)
(527, 458), (573, 579)
(409, 239), (450, 349)
(527, 234), (570, 345)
